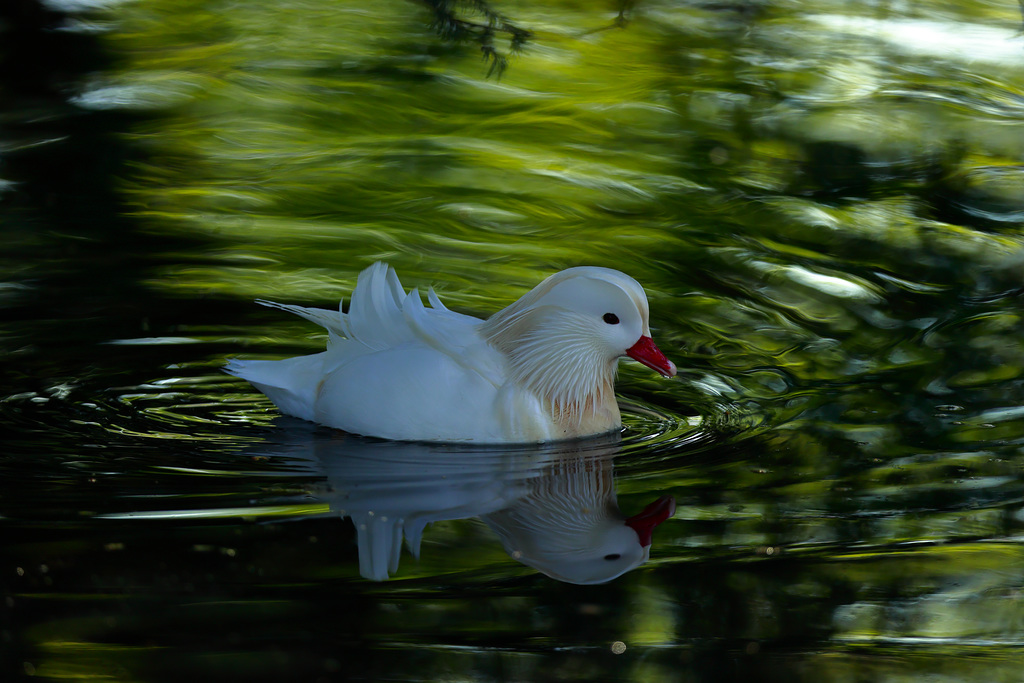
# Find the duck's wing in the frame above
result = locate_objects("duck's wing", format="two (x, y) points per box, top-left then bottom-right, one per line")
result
(258, 262), (505, 385)
(401, 287), (504, 386)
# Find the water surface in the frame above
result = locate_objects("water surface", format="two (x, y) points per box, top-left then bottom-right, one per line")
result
(3, 0), (1024, 680)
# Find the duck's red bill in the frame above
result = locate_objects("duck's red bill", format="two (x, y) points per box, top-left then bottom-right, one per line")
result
(626, 336), (677, 378)
(624, 495), (676, 547)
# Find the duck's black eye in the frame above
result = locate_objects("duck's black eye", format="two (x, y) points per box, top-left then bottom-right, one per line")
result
(603, 313), (619, 325)
(603, 553), (622, 561)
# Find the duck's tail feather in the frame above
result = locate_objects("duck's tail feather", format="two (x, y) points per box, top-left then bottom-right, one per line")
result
(224, 353), (326, 422)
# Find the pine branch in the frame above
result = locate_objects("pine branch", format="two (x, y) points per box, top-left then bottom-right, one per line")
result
(419, 0), (532, 77)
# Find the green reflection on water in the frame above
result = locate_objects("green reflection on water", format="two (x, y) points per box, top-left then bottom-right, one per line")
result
(5, 0), (1024, 682)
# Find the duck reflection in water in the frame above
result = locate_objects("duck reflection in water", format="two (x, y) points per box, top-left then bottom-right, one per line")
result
(272, 422), (675, 584)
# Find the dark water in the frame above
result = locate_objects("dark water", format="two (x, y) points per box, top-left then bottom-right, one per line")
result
(4, 0), (1024, 680)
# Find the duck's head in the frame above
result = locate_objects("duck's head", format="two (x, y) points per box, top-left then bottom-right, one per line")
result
(481, 268), (676, 405)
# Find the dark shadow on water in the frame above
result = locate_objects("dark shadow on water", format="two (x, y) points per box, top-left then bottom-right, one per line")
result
(0, 1), (222, 396)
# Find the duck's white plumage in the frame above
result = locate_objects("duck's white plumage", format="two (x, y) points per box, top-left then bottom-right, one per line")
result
(226, 262), (675, 443)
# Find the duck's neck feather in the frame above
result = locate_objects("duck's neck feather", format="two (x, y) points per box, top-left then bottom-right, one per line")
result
(480, 308), (620, 433)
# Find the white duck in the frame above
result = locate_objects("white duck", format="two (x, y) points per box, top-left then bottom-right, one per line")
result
(226, 262), (676, 443)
